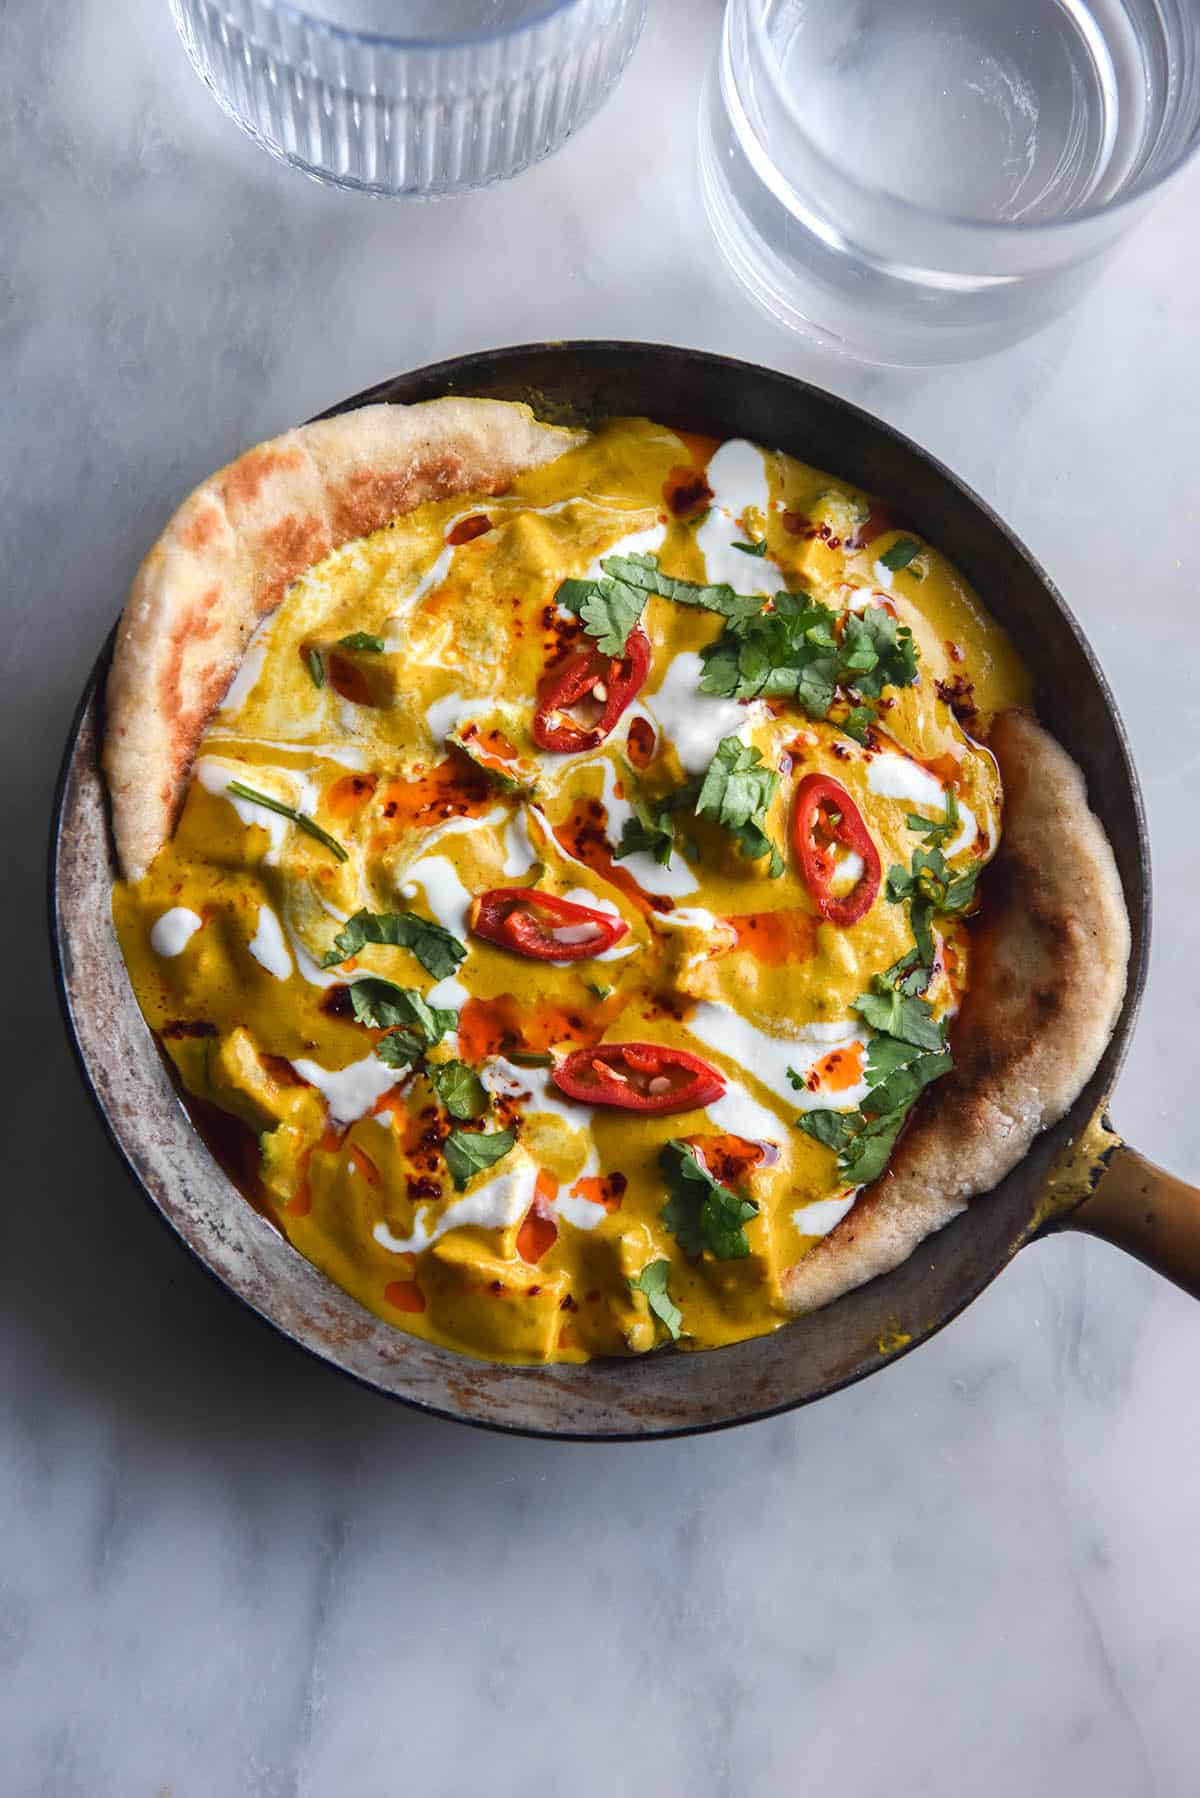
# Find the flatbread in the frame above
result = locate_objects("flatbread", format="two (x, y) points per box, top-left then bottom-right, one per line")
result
(103, 398), (585, 881)
(782, 708), (1130, 1314)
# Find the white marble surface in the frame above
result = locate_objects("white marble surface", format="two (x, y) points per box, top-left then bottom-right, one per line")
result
(4, 1), (1200, 1791)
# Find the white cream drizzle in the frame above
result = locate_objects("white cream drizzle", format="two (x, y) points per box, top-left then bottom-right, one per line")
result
(502, 808), (538, 877)
(247, 904), (293, 980)
(479, 1057), (587, 1132)
(150, 907), (202, 958)
(218, 614), (275, 718)
(792, 1193), (857, 1237)
(204, 734), (373, 771)
(696, 440), (783, 595)
(291, 1052), (396, 1126)
(866, 749), (977, 857)
(687, 1000), (871, 1113)
(373, 1154), (530, 1254)
(644, 652), (757, 776)
(592, 759), (699, 900)
(193, 758), (320, 865)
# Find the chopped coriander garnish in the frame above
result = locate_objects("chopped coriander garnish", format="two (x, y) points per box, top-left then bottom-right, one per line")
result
(322, 907), (466, 980)
(502, 1046), (554, 1068)
(443, 1126), (516, 1192)
(555, 563), (650, 657)
(348, 977), (456, 1043)
(627, 1259), (683, 1342)
(446, 728), (537, 798)
(615, 777), (699, 867)
(337, 632), (386, 652)
(797, 965), (953, 1185)
(879, 536), (924, 574)
(906, 787), (959, 849)
(225, 780), (348, 862)
(617, 737), (783, 876)
(585, 981), (613, 1000)
(841, 704), (876, 745)
(886, 845), (980, 964)
(659, 1140), (759, 1261)
(428, 1059), (488, 1121)
(599, 553), (763, 622)
(305, 647), (324, 690)
(699, 592), (918, 716)
(354, 979), (457, 1073)
(853, 977), (946, 1053)
(732, 538), (769, 558)
(695, 736), (785, 877)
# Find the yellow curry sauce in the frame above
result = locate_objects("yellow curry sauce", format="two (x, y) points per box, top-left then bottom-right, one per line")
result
(113, 416), (1029, 1364)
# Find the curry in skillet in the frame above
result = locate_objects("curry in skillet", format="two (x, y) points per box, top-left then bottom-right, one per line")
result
(106, 399), (1127, 1364)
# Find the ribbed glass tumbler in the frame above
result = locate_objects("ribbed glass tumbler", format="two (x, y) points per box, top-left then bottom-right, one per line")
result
(170, 0), (647, 197)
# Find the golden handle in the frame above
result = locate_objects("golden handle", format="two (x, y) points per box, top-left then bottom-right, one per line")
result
(1067, 1142), (1200, 1298)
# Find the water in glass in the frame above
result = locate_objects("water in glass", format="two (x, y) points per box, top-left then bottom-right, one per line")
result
(700, 0), (1200, 362)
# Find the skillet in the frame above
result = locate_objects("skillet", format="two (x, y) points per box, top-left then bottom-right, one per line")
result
(48, 342), (1200, 1440)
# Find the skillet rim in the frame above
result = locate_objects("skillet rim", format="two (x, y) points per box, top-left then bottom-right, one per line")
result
(47, 339), (1151, 1440)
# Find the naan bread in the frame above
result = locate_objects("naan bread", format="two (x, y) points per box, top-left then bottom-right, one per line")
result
(103, 399), (585, 880)
(782, 708), (1130, 1314)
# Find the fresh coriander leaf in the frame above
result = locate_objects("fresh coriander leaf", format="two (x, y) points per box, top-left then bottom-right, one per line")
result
(729, 819), (785, 878)
(555, 571), (647, 657)
(881, 948), (931, 996)
(696, 737), (778, 830)
(428, 1059), (488, 1120)
(447, 729), (537, 797)
(695, 736), (784, 873)
(322, 908), (466, 980)
(944, 864), (981, 912)
(376, 1032), (423, 1070)
(616, 788), (681, 867)
(910, 897), (936, 966)
(305, 647), (324, 690)
(864, 1033), (925, 1086)
(839, 1110), (909, 1185)
(732, 538), (769, 558)
(906, 787), (959, 849)
(601, 552), (763, 621)
(698, 595), (917, 719)
(659, 1190), (705, 1259)
(659, 1140), (759, 1262)
(614, 773), (701, 868)
(841, 704), (876, 745)
(842, 608), (919, 699)
(865, 1049), (952, 1119)
(349, 978), (456, 1044)
(879, 536), (924, 573)
(443, 1126), (516, 1192)
(797, 1109), (854, 1152)
(854, 983), (946, 1053)
(585, 982), (613, 1000)
(799, 1045), (953, 1185)
(337, 632), (385, 652)
(628, 1259), (683, 1342)
(225, 780), (348, 863)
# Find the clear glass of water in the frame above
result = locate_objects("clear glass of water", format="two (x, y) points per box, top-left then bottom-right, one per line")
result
(170, 0), (646, 198)
(699, 0), (1200, 363)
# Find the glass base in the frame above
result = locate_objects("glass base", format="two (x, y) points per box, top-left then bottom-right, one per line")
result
(171, 0), (647, 200)
(697, 59), (1110, 367)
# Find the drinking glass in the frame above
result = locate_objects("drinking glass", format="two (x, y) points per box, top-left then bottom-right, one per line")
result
(170, 0), (647, 197)
(699, 0), (1200, 364)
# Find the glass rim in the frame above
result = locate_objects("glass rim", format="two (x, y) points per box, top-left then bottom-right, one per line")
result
(748, 0), (1200, 235)
(244, 0), (590, 53)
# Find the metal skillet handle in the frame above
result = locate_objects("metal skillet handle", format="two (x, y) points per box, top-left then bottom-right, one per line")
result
(1042, 1111), (1200, 1298)
(1067, 1140), (1200, 1299)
